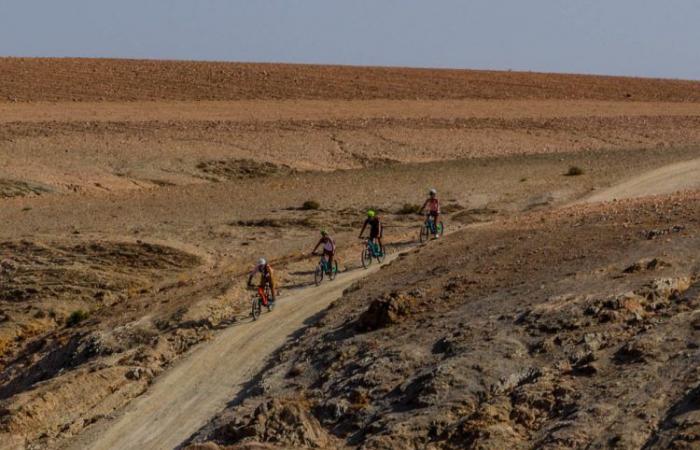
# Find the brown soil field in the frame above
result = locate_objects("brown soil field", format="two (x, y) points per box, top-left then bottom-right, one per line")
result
(2, 58), (700, 103)
(2, 58), (700, 450)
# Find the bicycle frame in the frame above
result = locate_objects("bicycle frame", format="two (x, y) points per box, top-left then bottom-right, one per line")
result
(366, 239), (381, 256)
(424, 215), (435, 233)
(319, 254), (330, 271)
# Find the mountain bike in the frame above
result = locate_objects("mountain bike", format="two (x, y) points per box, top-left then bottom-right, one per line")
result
(420, 215), (444, 243)
(361, 238), (385, 268)
(312, 252), (339, 286)
(251, 283), (273, 320)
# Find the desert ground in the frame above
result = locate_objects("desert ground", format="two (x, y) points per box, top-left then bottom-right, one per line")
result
(2, 58), (700, 449)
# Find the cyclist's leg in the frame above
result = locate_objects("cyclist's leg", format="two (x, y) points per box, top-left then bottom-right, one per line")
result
(258, 279), (268, 305)
(268, 278), (276, 302)
(369, 233), (378, 254)
(327, 250), (335, 272)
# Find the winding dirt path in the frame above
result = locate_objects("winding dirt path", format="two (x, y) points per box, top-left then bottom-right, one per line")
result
(584, 157), (700, 203)
(65, 257), (394, 450)
(63, 156), (700, 450)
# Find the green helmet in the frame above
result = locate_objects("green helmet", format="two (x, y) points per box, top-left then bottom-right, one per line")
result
(367, 210), (376, 218)
(320, 229), (328, 236)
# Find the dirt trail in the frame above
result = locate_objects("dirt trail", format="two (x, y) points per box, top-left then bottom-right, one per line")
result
(64, 256), (395, 450)
(584, 157), (700, 203)
(62, 155), (700, 449)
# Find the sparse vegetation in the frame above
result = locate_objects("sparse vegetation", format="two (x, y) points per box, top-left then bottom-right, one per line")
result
(301, 200), (320, 210)
(441, 202), (466, 214)
(397, 203), (421, 215)
(66, 309), (89, 327)
(565, 166), (585, 176)
(196, 159), (293, 180)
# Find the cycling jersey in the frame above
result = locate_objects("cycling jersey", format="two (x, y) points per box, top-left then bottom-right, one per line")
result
(426, 198), (440, 213)
(321, 236), (336, 252)
(364, 217), (382, 238)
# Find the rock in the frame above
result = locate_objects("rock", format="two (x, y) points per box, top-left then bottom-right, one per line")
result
(230, 398), (331, 448)
(125, 367), (144, 380)
(356, 292), (415, 331)
(615, 337), (660, 364)
(691, 315), (700, 330)
(623, 258), (670, 274)
(582, 333), (605, 352)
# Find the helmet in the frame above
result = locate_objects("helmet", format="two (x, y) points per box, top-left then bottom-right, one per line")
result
(367, 210), (376, 218)
(429, 188), (437, 196)
(320, 229), (328, 236)
(258, 258), (267, 266)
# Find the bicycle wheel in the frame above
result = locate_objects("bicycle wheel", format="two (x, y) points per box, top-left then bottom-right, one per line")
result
(361, 248), (372, 269)
(314, 264), (324, 286)
(251, 297), (261, 320)
(419, 225), (430, 243)
(376, 246), (386, 264)
(329, 260), (339, 280)
(437, 221), (445, 236)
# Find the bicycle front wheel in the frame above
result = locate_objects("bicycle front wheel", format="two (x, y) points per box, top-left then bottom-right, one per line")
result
(314, 265), (324, 286)
(361, 248), (372, 268)
(251, 297), (261, 320)
(419, 225), (429, 243)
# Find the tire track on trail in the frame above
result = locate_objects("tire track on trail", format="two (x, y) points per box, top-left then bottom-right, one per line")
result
(64, 253), (400, 450)
(582, 157), (700, 203)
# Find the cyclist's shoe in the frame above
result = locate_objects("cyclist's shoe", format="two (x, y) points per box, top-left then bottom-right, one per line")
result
(268, 301), (276, 311)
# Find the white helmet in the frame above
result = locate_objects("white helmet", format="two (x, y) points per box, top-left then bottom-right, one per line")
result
(258, 258), (267, 266)
(429, 188), (437, 196)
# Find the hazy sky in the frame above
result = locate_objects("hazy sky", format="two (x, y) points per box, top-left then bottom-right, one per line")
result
(1, 1), (699, 79)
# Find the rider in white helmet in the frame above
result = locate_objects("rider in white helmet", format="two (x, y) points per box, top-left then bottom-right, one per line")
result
(247, 257), (276, 304)
(419, 188), (441, 237)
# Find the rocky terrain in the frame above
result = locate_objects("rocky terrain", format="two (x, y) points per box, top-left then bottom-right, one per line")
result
(188, 193), (700, 449)
(1, 58), (700, 449)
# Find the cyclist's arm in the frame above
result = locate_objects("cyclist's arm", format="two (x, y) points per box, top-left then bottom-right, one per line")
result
(358, 221), (367, 238)
(311, 239), (321, 253)
(247, 266), (258, 285)
(419, 199), (429, 214)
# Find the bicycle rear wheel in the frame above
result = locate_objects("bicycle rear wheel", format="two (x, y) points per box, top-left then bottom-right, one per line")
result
(251, 297), (261, 320)
(376, 246), (386, 264)
(361, 248), (372, 268)
(329, 260), (339, 280)
(314, 265), (324, 286)
(437, 222), (445, 236)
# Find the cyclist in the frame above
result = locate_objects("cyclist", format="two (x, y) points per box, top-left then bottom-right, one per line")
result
(247, 258), (276, 305)
(359, 210), (383, 254)
(311, 230), (337, 275)
(419, 188), (441, 237)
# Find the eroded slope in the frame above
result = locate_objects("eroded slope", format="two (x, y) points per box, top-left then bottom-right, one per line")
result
(189, 193), (700, 449)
